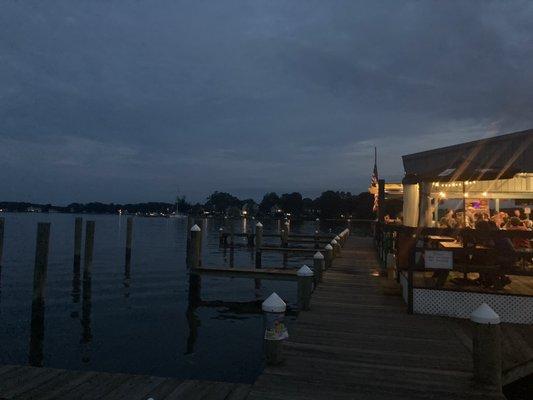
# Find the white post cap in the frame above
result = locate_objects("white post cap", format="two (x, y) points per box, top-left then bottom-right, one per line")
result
(316, 218), (320, 221)
(219, 227), (224, 231)
(334, 235), (340, 241)
(325, 244), (333, 250)
(331, 239), (337, 245)
(284, 221), (290, 225)
(262, 292), (286, 313)
(256, 222), (263, 227)
(297, 265), (314, 277)
(191, 224), (201, 232)
(470, 303), (500, 325)
(314, 251), (324, 259)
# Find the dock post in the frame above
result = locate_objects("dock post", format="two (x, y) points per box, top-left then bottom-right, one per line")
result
(314, 230), (319, 249)
(331, 239), (339, 257)
(189, 225), (202, 269)
(313, 251), (324, 283)
(84, 221), (95, 273)
(297, 265), (314, 311)
(230, 220), (235, 247)
(386, 253), (396, 280)
(255, 222), (263, 268)
(218, 228), (225, 246)
(125, 217), (133, 266)
(73, 217), (82, 266)
(471, 303), (502, 393)
(0, 217), (4, 266)
(324, 244), (333, 269)
(29, 222), (51, 367)
(262, 293), (288, 365)
(281, 228), (288, 248)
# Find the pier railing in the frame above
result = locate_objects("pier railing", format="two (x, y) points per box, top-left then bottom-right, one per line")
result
(374, 222), (533, 315)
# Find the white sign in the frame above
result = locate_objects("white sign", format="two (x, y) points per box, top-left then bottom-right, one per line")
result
(425, 250), (453, 270)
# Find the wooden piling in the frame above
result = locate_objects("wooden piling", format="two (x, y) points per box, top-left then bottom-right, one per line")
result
(230, 221), (235, 247)
(297, 266), (314, 311)
(29, 222), (51, 367)
(125, 217), (133, 265)
(313, 251), (324, 283)
(0, 217), (4, 266)
(471, 304), (502, 393)
(189, 225), (202, 269)
(255, 222), (263, 268)
(73, 217), (82, 266)
(263, 293), (287, 365)
(324, 244), (333, 270)
(84, 221), (95, 273)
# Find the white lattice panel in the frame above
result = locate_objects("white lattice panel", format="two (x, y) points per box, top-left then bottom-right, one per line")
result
(413, 289), (533, 324)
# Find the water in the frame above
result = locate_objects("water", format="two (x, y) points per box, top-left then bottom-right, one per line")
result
(0, 213), (346, 383)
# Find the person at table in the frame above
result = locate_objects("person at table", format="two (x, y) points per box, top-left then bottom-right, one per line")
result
(513, 209), (522, 220)
(439, 210), (457, 228)
(507, 217), (531, 248)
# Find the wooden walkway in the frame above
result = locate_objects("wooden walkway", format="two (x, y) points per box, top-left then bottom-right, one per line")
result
(0, 365), (250, 400)
(247, 236), (512, 400)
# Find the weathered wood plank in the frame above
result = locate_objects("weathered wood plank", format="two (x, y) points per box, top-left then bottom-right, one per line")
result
(192, 266), (299, 281)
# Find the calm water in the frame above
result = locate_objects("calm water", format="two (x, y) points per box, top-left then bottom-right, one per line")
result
(0, 213), (346, 383)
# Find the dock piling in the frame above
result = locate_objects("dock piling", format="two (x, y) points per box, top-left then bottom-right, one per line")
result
(29, 222), (51, 367)
(83, 221), (95, 273)
(297, 265), (314, 311)
(0, 217), (4, 266)
(324, 244), (333, 269)
(471, 303), (502, 393)
(313, 252), (324, 283)
(255, 222), (263, 267)
(73, 217), (82, 266)
(189, 225), (202, 269)
(125, 217), (133, 265)
(262, 293), (288, 365)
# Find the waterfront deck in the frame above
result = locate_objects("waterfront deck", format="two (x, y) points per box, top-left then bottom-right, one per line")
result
(247, 236), (533, 400)
(0, 365), (250, 400)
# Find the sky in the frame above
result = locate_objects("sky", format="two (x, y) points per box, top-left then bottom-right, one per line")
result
(1, 0), (533, 204)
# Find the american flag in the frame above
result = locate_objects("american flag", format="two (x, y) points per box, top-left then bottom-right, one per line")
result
(371, 147), (379, 212)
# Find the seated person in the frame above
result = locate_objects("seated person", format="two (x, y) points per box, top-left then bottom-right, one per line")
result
(507, 217), (531, 248)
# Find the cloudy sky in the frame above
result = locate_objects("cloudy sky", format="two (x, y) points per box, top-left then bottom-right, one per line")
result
(1, 1), (533, 204)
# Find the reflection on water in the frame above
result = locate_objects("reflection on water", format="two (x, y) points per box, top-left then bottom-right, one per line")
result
(0, 213), (348, 382)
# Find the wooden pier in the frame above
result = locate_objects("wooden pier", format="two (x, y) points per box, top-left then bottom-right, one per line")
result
(0, 365), (250, 400)
(247, 236), (533, 400)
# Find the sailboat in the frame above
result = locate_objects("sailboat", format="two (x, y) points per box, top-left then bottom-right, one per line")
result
(169, 191), (186, 218)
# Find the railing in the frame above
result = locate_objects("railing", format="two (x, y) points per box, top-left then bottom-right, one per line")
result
(374, 222), (533, 313)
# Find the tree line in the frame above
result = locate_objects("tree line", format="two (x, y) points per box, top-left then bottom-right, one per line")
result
(0, 190), (376, 219)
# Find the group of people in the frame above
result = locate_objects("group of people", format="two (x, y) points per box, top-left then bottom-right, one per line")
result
(439, 208), (531, 250)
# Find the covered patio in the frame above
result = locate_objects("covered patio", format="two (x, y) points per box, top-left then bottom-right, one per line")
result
(378, 129), (533, 323)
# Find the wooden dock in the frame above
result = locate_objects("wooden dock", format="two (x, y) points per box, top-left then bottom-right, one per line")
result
(247, 236), (533, 400)
(0, 365), (250, 400)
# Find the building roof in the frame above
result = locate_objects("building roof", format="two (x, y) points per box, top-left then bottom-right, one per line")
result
(402, 129), (533, 182)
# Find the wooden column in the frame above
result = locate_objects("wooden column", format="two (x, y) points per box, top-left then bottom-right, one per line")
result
(324, 244), (333, 270)
(378, 179), (386, 223)
(263, 293), (287, 365)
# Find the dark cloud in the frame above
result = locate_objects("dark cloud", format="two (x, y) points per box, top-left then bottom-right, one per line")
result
(1, 0), (532, 203)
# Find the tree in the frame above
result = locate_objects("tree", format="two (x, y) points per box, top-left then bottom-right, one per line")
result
(205, 191), (241, 213)
(259, 192), (280, 213)
(279, 192), (304, 216)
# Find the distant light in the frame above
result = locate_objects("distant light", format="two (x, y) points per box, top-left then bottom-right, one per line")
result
(464, 192), (469, 198)
(482, 192), (488, 197)
(439, 191), (446, 198)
